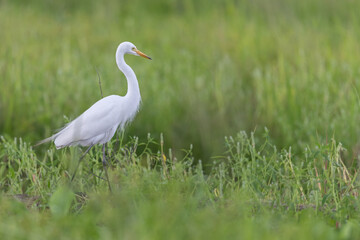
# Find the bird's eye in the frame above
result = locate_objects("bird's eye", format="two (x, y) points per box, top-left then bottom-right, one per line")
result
(132, 47), (136, 51)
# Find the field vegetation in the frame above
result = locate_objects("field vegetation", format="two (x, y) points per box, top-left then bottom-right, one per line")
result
(1, 0), (360, 239)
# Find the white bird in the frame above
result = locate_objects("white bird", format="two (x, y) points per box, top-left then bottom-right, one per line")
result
(37, 41), (152, 190)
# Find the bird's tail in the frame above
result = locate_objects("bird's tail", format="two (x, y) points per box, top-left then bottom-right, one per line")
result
(33, 136), (54, 147)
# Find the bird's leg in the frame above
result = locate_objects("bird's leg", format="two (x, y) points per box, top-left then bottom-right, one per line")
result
(102, 143), (113, 193)
(71, 144), (94, 182)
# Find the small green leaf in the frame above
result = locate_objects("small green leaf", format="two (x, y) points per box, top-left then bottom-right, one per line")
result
(49, 186), (75, 218)
(321, 193), (331, 206)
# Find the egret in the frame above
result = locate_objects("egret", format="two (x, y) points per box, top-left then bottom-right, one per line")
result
(36, 41), (152, 191)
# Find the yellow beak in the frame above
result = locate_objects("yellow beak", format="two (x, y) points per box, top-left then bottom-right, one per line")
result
(134, 49), (152, 60)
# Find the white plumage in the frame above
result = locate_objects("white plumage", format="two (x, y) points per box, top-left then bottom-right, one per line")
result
(37, 41), (151, 149)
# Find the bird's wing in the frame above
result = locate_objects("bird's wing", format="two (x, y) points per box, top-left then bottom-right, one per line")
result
(53, 95), (123, 147)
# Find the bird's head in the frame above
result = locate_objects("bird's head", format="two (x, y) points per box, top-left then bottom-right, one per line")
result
(119, 41), (152, 60)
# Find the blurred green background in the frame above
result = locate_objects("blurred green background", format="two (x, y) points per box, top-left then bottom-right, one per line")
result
(1, 0), (360, 161)
(2, 1), (360, 239)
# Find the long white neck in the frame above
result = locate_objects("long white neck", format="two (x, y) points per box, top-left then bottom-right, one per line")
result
(116, 48), (141, 103)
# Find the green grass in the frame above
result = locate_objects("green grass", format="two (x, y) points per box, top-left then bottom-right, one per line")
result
(2, 0), (360, 239)
(2, 0), (360, 159)
(1, 131), (360, 239)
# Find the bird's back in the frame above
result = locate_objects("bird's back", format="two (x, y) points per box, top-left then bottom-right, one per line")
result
(48, 95), (138, 149)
